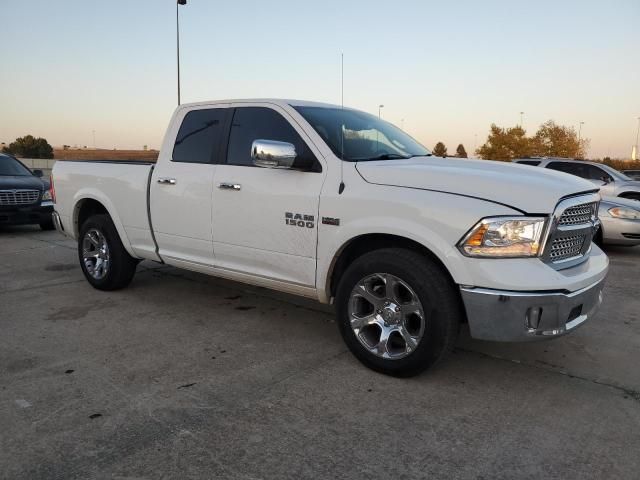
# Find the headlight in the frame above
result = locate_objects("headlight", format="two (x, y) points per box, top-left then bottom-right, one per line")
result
(458, 216), (547, 258)
(42, 190), (52, 201)
(608, 206), (640, 220)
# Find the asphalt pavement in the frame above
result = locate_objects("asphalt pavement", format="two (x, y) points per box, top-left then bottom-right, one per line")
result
(1, 226), (639, 480)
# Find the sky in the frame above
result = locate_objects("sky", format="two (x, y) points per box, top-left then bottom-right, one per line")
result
(1, 0), (638, 158)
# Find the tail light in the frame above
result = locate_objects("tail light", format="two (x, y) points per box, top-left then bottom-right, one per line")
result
(50, 174), (56, 204)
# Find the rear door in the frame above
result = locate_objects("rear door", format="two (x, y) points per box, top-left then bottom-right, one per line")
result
(150, 105), (229, 265)
(211, 104), (325, 287)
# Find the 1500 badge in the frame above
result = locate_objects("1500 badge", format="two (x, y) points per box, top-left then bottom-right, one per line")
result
(285, 212), (315, 228)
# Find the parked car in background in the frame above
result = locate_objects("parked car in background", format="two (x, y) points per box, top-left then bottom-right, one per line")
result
(622, 169), (640, 181)
(513, 158), (640, 201)
(0, 153), (54, 230)
(595, 196), (640, 247)
(51, 99), (608, 377)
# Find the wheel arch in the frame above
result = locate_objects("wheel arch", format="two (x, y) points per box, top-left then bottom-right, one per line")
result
(325, 233), (460, 305)
(72, 194), (138, 259)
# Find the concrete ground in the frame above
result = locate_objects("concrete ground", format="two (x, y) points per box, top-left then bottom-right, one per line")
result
(1, 226), (639, 480)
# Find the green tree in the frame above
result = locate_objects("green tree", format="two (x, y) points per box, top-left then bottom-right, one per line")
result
(530, 120), (588, 158)
(476, 124), (532, 161)
(433, 142), (448, 157)
(3, 135), (54, 159)
(455, 144), (468, 158)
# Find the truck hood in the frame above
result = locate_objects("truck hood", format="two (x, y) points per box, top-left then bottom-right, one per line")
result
(355, 157), (597, 213)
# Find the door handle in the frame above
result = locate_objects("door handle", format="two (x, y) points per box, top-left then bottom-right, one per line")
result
(218, 182), (241, 191)
(157, 177), (176, 185)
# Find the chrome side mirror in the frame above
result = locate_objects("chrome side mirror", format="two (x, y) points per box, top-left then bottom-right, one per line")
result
(251, 139), (296, 169)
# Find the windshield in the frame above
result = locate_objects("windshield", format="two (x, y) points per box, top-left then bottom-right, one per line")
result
(293, 106), (430, 161)
(598, 163), (633, 181)
(0, 154), (32, 176)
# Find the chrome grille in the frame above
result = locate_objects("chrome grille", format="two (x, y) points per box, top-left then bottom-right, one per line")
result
(0, 189), (40, 205)
(542, 193), (600, 269)
(558, 202), (597, 226)
(549, 234), (586, 261)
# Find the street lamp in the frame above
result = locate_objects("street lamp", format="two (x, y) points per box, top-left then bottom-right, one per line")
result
(634, 117), (640, 161)
(519, 111), (524, 128)
(177, 0), (187, 105)
(578, 121), (585, 142)
(378, 104), (384, 118)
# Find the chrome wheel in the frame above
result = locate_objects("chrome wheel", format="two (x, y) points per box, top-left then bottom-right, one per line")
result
(348, 273), (426, 360)
(82, 228), (110, 280)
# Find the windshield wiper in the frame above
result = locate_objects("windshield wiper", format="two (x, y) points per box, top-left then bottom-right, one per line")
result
(357, 153), (411, 161)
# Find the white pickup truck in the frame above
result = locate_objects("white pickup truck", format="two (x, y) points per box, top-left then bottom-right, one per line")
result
(52, 99), (608, 376)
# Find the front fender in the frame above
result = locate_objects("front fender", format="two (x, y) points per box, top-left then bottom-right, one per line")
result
(316, 186), (519, 303)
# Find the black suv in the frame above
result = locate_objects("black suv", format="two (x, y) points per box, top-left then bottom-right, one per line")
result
(0, 153), (54, 230)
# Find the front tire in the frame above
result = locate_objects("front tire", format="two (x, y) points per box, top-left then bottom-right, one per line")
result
(335, 248), (462, 377)
(78, 214), (138, 290)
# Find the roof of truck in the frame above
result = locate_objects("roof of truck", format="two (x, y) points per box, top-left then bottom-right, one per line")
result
(178, 98), (345, 110)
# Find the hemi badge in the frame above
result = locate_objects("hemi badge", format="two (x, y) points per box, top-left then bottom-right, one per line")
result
(322, 217), (340, 226)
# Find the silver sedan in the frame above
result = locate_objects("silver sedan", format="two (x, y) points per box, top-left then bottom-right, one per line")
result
(596, 196), (640, 246)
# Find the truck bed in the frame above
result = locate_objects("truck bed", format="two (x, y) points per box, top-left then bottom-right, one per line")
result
(52, 160), (159, 261)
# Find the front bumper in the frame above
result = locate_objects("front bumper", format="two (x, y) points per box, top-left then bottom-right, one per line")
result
(0, 202), (53, 226)
(460, 277), (606, 342)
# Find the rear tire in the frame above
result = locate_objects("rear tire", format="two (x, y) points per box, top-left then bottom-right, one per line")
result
(335, 248), (462, 377)
(78, 214), (138, 290)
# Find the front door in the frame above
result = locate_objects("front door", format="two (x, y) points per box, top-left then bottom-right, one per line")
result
(150, 105), (229, 265)
(211, 104), (325, 287)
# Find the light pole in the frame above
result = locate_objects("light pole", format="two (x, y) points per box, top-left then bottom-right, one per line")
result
(177, 0), (187, 105)
(577, 121), (585, 159)
(578, 121), (584, 142)
(92, 130), (96, 148)
(378, 104), (384, 119)
(634, 117), (640, 160)
(519, 111), (524, 128)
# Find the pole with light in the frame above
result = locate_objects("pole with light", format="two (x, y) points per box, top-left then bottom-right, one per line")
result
(519, 111), (524, 128)
(578, 121), (584, 142)
(635, 117), (640, 161)
(378, 105), (384, 118)
(177, 0), (187, 105)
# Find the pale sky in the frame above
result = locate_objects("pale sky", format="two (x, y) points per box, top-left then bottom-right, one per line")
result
(1, 0), (639, 158)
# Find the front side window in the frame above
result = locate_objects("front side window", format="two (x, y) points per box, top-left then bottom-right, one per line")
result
(584, 165), (613, 182)
(226, 107), (316, 168)
(0, 154), (32, 176)
(172, 108), (227, 163)
(294, 106), (429, 161)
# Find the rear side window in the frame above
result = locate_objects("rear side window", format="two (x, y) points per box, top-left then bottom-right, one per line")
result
(546, 162), (584, 178)
(516, 160), (541, 166)
(226, 107), (316, 168)
(172, 108), (227, 163)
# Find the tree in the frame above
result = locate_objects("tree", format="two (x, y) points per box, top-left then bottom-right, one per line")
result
(530, 120), (588, 159)
(433, 142), (447, 157)
(455, 144), (468, 158)
(476, 124), (532, 161)
(3, 135), (54, 159)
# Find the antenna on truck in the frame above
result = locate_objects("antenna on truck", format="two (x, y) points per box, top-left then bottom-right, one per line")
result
(339, 52), (345, 194)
